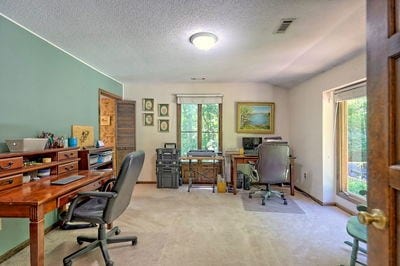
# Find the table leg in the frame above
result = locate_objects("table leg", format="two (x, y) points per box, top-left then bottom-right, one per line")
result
(30, 208), (45, 266)
(232, 159), (237, 195)
(212, 158), (216, 193)
(289, 158), (295, 196)
(188, 159), (192, 192)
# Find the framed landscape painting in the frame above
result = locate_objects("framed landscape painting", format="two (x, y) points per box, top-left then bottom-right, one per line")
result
(236, 102), (275, 134)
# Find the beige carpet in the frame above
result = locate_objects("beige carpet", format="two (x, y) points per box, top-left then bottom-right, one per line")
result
(1, 184), (358, 266)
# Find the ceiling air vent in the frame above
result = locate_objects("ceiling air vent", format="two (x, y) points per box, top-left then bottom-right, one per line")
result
(274, 18), (296, 34)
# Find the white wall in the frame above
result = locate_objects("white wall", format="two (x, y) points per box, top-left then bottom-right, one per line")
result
(288, 53), (366, 211)
(124, 82), (289, 182)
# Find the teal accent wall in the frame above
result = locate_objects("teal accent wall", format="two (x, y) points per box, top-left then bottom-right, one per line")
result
(0, 16), (123, 257)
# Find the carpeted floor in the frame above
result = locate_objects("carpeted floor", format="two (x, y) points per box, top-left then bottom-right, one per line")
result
(0, 184), (359, 266)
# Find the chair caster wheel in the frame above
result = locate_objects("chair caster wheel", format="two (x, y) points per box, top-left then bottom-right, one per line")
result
(262, 200), (265, 206)
(77, 240), (83, 245)
(106, 261), (114, 266)
(249, 194), (252, 199)
(283, 200), (288, 205)
(132, 238), (138, 245)
(115, 228), (121, 235)
(63, 260), (72, 266)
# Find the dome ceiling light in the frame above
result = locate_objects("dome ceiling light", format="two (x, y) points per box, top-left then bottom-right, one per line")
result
(189, 32), (218, 51)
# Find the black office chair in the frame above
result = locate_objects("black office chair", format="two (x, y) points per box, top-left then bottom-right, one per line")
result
(249, 142), (290, 205)
(62, 151), (145, 266)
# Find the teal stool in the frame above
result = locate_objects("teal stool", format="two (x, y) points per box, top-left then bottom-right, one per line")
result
(345, 215), (367, 266)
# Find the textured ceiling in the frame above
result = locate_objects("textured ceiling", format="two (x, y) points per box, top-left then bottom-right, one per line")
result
(0, 0), (365, 88)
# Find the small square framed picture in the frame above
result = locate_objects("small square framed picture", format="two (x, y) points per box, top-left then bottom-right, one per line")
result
(100, 115), (111, 126)
(143, 113), (154, 126)
(142, 98), (154, 112)
(158, 104), (169, 117)
(158, 119), (169, 132)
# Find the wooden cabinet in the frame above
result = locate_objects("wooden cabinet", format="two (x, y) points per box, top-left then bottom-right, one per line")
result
(181, 160), (223, 184)
(0, 147), (80, 192)
(78, 147), (113, 170)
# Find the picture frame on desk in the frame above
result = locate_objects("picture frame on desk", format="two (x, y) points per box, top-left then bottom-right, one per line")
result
(72, 125), (94, 148)
(236, 102), (275, 134)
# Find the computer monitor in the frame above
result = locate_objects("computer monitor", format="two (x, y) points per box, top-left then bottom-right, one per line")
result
(242, 137), (262, 151)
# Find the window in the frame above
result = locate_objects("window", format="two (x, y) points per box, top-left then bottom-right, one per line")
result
(177, 94), (222, 155)
(335, 82), (367, 200)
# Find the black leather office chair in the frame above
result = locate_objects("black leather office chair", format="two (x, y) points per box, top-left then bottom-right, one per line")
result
(62, 151), (145, 266)
(249, 142), (290, 205)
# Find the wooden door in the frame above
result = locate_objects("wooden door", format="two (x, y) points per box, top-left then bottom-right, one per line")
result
(366, 0), (400, 264)
(116, 100), (136, 171)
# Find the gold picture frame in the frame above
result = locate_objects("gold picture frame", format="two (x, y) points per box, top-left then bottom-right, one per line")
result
(236, 102), (275, 134)
(158, 119), (169, 132)
(158, 104), (169, 117)
(144, 113), (154, 126)
(72, 125), (95, 147)
(142, 98), (154, 111)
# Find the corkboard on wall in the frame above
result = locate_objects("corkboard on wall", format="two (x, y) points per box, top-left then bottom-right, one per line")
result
(100, 97), (116, 148)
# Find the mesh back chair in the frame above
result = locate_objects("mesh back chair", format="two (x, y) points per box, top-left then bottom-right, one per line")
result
(62, 151), (145, 266)
(249, 142), (290, 205)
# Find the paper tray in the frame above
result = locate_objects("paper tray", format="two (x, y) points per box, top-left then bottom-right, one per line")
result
(5, 138), (48, 152)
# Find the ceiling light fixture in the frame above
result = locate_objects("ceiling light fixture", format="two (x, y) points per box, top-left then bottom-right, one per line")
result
(189, 32), (218, 51)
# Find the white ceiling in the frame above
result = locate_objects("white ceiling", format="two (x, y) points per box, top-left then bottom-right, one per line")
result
(0, 0), (365, 88)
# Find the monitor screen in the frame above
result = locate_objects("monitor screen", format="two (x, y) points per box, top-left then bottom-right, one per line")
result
(242, 137), (262, 150)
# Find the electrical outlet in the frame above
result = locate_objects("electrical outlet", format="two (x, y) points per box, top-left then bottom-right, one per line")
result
(303, 172), (307, 179)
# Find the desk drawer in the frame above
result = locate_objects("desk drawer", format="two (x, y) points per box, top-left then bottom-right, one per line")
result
(0, 157), (23, 172)
(0, 174), (23, 191)
(57, 179), (105, 207)
(58, 162), (78, 175)
(57, 150), (78, 161)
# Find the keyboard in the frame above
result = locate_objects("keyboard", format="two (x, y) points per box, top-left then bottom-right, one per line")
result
(51, 175), (84, 185)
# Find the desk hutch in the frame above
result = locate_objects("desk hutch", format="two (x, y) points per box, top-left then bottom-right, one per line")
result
(0, 147), (112, 266)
